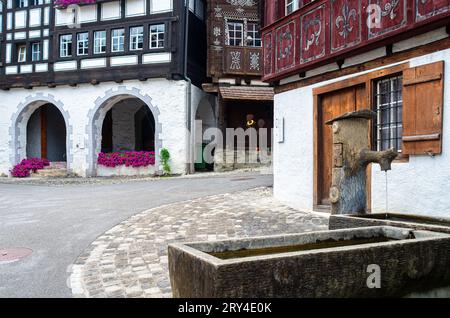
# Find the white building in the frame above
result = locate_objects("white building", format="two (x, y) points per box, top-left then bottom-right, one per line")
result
(263, 1), (450, 217)
(0, 0), (216, 177)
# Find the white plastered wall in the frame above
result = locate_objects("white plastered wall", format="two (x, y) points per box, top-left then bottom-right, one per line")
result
(0, 78), (189, 177)
(274, 48), (450, 218)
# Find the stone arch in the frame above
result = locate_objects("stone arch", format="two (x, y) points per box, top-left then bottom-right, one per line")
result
(194, 95), (217, 131)
(192, 95), (217, 171)
(87, 86), (162, 176)
(9, 93), (72, 171)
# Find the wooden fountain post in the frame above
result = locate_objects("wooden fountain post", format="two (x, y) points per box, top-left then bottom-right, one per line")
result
(326, 109), (397, 215)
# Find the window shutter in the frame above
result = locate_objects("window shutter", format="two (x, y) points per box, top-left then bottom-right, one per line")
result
(265, 0), (276, 26)
(402, 61), (444, 155)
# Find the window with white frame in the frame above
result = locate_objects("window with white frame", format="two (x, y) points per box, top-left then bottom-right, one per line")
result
(94, 31), (106, 54)
(77, 32), (89, 56)
(227, 21), (243, 46)
(111, 28), (125, 52)
(149, 24), (165, 49)
(17, 44), (26, 62)
(60, 34), (72, 57)
(31, 42), (40, 61)
(16, 0), (28, 8)
(247, 23), (261, 47)
(285, 0), (299, 15)
(374, 75), (404, 152)
(130, 26), (144, 51)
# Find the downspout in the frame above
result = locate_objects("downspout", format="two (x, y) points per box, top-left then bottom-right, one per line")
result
(183, 0), (193, 175)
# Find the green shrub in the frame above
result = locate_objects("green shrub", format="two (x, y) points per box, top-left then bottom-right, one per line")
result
(160, 148), (171, 175)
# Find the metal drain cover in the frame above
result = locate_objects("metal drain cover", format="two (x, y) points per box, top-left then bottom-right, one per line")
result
(0, 248), (33, 263)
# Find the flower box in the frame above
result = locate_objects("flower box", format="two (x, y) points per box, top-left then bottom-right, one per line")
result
(97, 164), (157, 177)
(96, 151), (157, 177)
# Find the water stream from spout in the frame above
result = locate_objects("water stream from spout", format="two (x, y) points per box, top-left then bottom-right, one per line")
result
(385, 171), (389, 213)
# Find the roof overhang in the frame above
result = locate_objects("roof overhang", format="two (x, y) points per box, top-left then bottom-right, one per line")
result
(219, 86), (274, 101)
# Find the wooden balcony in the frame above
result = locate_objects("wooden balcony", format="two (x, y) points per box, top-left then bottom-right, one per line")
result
(262, 0), (450, 82)
(223, 46), (263, 77)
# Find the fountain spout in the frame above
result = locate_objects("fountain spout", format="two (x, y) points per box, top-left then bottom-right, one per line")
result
(359, 148), (398, 172)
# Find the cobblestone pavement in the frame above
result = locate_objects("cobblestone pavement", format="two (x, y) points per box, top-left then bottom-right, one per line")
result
(69, 187), (329, 298)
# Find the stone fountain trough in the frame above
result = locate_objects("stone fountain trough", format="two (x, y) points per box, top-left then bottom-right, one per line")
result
(168, 226), (450, 298)
(329, 213), (450, 234)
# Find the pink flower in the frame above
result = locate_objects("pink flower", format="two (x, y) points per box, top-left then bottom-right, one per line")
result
(54, 0), (96, 6)
(97, 151), (155, 168)
(10, 158), (50, 178)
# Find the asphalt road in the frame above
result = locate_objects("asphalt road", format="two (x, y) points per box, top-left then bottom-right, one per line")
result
(0, 173), (272, 298)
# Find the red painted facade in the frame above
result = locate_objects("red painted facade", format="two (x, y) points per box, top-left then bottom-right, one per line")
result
(262, 0), (450, 82)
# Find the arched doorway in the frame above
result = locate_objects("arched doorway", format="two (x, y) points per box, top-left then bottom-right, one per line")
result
(11, 95), (71, 172)
(89, 89), (161, 176)
(26, 104), (67, 162)
(99, 99), (155, 153)
(194, 96), (217, 172)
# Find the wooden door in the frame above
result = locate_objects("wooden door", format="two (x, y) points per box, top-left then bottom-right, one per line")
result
(40, 105), (47, 159)
(317, 85), (367, 207)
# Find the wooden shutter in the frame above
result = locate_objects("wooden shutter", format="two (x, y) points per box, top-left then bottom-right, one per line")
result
(402, 61), (444, 155)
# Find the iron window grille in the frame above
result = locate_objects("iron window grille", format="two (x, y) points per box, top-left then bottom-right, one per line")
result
(373, 75), (403, 152)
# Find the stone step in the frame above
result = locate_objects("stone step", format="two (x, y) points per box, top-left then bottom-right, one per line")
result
(32, 169), (68, 178)
(47, 162), (67, 169)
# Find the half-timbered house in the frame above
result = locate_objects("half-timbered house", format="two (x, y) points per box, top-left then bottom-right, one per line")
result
(263, 1), (450, 217)
(0, 0), (212, 177)
(200, 0), (274, 171)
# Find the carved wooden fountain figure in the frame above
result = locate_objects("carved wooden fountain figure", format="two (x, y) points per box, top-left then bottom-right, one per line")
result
(326, 110), (397, 215)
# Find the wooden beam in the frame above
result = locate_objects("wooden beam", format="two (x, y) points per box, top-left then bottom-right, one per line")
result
(276, 37), (450, 94)
(202, 83), (219, 93)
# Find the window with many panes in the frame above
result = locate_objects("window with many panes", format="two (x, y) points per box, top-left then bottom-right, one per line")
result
(17, 44), (26, 62)
(227, 21), (243, 46)
(111, 29), (125, 52)
(286, 0), (299, 15)
(130, 26), (144, 51)
(149, 24), (165, 49)
(77, 32), (89, 56)
(374, 75), (403, 152)
(60, 34), (72, 57)
(31, 42), (40, 61)
(94, 31), (106, 54)
(247, 23), (261, 47)
(16, 0), (28, 8)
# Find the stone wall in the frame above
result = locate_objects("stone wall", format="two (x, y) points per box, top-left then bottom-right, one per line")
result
(111, 100), (142, 152)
